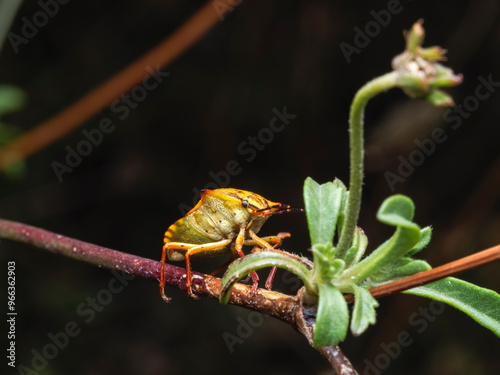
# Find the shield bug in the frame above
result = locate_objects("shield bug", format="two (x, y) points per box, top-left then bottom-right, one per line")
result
(160, 188), (302, 301)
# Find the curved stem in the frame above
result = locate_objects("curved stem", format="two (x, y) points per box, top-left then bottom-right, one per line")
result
(336, 72), (399, 258)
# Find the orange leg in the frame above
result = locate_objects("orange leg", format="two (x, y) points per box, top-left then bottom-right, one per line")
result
(265, 267), (278, 290)
(160, 239), (231, 301)
(183, 240), (232, 298)
(245, 231), (285, 290)
(247, 229), (311, 267)
(233, 225), (260, 293)
(208, 257), (234, 276)
(246, 230), (313, 290)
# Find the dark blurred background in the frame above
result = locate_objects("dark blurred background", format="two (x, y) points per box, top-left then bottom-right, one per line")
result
(1, 0), (499, 374)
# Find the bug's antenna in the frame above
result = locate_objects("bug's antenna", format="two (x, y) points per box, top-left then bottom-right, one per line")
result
(257, 206), (304, 215)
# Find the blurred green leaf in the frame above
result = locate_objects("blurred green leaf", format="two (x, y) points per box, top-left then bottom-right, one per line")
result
(424, 89), (454, 107)
(0, 85), (26, 117)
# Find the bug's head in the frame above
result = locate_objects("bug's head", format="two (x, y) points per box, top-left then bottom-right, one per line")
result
(233, 190), (304, 218)
(199, 188), (304, 218)
(243, 200), (304, 217)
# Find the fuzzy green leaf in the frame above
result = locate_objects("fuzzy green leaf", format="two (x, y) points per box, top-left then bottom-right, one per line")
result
(313, 283), (349, 347)
(304, 177), (345, 245)
(405, 277), (500, 338)
(350, 285), (379, 336)
(406, 226), (432, 256)
(344, 227), (368, 267)
(334, 178), (349, 237)
(365, 258), (431, 286)
(339, 195), (421, 284)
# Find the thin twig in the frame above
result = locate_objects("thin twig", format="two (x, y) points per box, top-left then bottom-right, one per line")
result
(0, 217), (356, 373)
(320, 346), (359, 375)
(367, 243), (500, 299)
(344, 243), (500, 303)
(0, 0), (244, 171)
(0, 218), (297, 322)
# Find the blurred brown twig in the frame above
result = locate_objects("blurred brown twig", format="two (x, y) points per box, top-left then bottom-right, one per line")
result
(0, 0), (243, 172)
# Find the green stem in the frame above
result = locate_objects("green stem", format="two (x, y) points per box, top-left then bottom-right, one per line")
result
(336, 71), (399, 258)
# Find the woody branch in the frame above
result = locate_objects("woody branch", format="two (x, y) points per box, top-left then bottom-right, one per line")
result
(0, 217), (359, 374)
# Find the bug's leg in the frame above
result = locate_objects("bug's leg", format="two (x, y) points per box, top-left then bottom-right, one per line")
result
(247, 229), (313, 268)
(245, 233), (281, 250)
(234, 225), (260, 293)
(276, 232), (292, 241)
(245, 235), (282, 290)
(247, 232), (291, 249)
(160, 243), (172, 302)
(244, 232), (288, 290)
(265, 266), (278, 290)
(183, 239), (233, 299)
(208, 257), (234, 276)
(183, 248), (198, 300)
(246, 230), (314, 290)
(160, 242), (197, 302)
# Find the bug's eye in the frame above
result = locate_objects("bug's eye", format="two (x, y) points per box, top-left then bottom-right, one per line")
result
(241, 199), (249, 208)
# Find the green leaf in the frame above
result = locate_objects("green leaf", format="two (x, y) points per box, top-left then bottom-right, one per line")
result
(311, 243), (345, 283)
(365, 258), (431, 286)
(310, 242), (336, 263)
(405, 277), (500, 338)
(407, 226), (432, 256)
(313, 283), (349, 347)
(424, 89), (454, 107)
(0, 85), (26, 117)
(334, 178), (349, 237)
(344, 226), (368, 267)
(339, 195), (421, 284)
(377, 194), (416, 227)
(350, 285), (379, 336)
(303, 177), (345, 245)
(219, 251), (313, 304)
